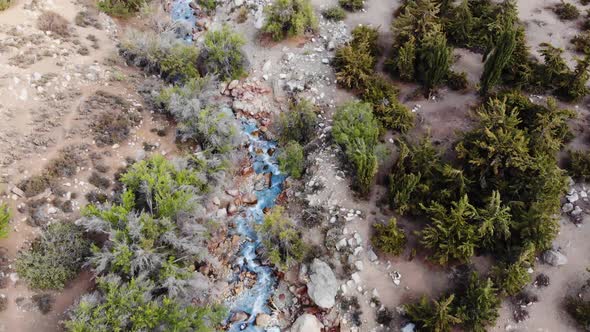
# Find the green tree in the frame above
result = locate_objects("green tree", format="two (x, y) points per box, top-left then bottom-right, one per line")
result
(333, 102), (380, 196)
(333, 43), (376, 89)
(262, 0), (318, 41)
(397, 36), (416, 81)
(477, 191), (512, 251)
(420, 196), (479, 265)
(256, 206), (308, 270)
(372, 218), (407, 255)
(565, 296), (590, 330)
(332, 101), (379, 149)
(480, 22), (517, 94)
(455, 272), (501, 332)
(447, 0), (473, 46)
(417, 28), (452, 92)
(361, 76), (414, 132)
(347, 138), (378, 195)
(558, 55), (590, 101)
(278, 141), (305, 179)
(405, 295), (462, 332)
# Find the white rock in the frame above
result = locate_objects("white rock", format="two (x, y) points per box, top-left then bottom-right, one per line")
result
(351, 272), (361, 284)
(567, 192), (579, 203)
(354, 261), (364, 271)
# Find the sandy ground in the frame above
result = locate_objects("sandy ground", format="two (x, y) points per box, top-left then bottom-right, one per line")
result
(0, 0), (179, 330)
(0, 0), (589, 331)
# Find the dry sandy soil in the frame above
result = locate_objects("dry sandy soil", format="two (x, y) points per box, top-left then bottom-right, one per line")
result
(1, 0), (590, 331)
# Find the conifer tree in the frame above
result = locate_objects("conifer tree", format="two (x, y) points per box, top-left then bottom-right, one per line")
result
(455, 272), (501, 332)
(405, 294), (462, 332)
(417, 28), (452, 92)
(480, 23), (517, 94)
(448, 0), (473, 46)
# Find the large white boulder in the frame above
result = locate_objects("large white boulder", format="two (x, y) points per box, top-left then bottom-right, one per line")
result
(307, 259), (338, 309)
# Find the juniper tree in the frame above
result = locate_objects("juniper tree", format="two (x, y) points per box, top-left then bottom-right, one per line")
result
(447, 0), (473, 46)
(479, 22), (516, 94)
(397, 36), (416, 81)
(455, 272), (501, 332)
(372, 218), (407, 255)
(417, 28), (452, 92)
(420, 196), (480, 265)
(405, 294), (462, 332)
(558, 55), (590, 102)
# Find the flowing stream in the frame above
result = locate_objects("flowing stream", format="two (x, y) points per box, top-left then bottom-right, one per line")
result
(169, 5), (286, 331)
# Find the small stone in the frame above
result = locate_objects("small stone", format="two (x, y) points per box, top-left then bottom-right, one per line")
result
(351, 272), (361, 284)
(567, 192), (579, 203)
(321, 58), (329, 64)
(543, 249), (568, 266)
(228, 80), (240, 90)
(255, 313), (271, 327)
(367, 249), (378, 262)
(562, 203), (574, 213)
(571, 205), (583, 216)
(11, 187), (25, 198)
(354, 261), (364, 271)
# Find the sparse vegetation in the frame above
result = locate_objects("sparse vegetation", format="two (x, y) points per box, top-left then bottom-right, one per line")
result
(554, 1), (580, 20)
(262, 0), (318, 41)
(566, 296), (590, 330)
(197, 26), (247, 80)
(0, 0), (11, 11)
(37, 11), (70, 37)
(16, 222), (90, 290)
(98, 0), (145, 17)
(567, 150), (590, 181)
(0, 203), (10, 239)
(75, 10), (102, 29)
(339, 0), (363, 12)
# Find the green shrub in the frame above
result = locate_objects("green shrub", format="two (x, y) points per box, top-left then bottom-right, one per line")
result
(372, 218), (406, 255)
(404, 295), (462, 332)
(480, 23), (517, 94)
(420, 196), (479, 265)
(197, 0), (217, 13)
(262, 0), (318, 41)
(447, 71), (469, 91)
(333, 101), (380, 195)
(572, 32), (590, 53)
(351, 25), (380, 56)
(120, 30), (200, 83)
(491, 262), (531, 296)
(556, 55), (590, 102)
(0, 203), (10, 239)
(339, 0), (363, 11)
(333, 101), (379, 150)
(197, 26), (247, 80)
(278, 141), (305, 179)
(565, 296), (590, 330)
(0, 0), (11, 11)
(396, 36), (416, 81)
(455, 272), (501, 332)
(158, 77), (241, 152)
(417, 29), (452, 92)
(65, 276), (226, 331)
(275, 99), (318, 144)
(98, 0), (145, 17)
(256, 206), (308, 270)
(322, 6), (346, 20)
(16, 222), (90, 290)
(554, 1), (580, 20)
(333, 44), (375, 89)
(361, 76), (414, 132)
(567, 150), (590, 181)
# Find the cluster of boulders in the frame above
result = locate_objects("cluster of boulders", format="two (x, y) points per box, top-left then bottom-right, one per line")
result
(561, 183), (588, 224)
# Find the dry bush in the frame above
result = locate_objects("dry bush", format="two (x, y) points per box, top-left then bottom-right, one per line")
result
(75, 10), (102, 29)
(37, 11), (71, 37)
(0, 0), (11, 11)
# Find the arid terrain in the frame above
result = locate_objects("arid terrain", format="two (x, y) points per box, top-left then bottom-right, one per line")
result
(1, 0), (590, 331)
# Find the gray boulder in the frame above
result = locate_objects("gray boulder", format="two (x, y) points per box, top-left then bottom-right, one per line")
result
(543, 249), (568, 266)
(307, 259), (338, 309)
(290, 314), (323, 332)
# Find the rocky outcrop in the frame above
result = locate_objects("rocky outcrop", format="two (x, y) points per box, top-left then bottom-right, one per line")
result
(290, 313), (323, 332)
(307, 259), (338, 309)
(543, 249), (568, 266)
